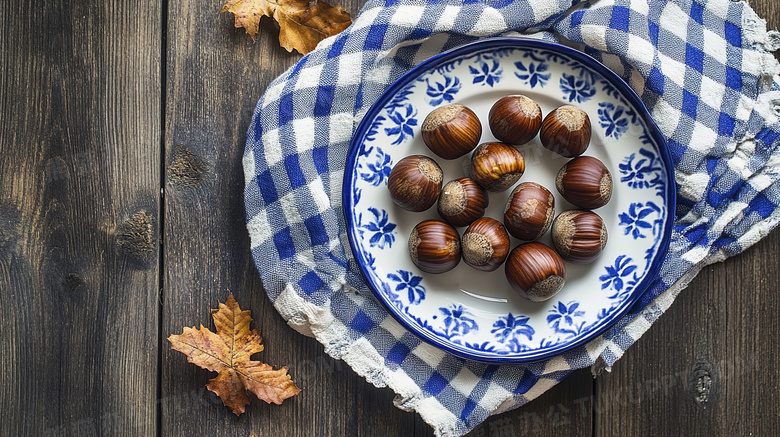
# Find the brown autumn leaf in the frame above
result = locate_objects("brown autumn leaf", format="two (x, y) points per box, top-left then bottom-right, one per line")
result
(169, 295), (300, 415)
(221, 0), (352, 54)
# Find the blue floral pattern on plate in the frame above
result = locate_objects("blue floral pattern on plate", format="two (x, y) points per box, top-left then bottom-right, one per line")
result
(358, 148), (392, 186)
(598, 102), (637, 139)
(600, 255), (636, 289)
(384, 104), (418, 145)
(619, 147), (665, 192)
(547, 301), (587, 336)
(560, 72), (596, 103)
(514, 58), (551, 88)
(425, 76), (462, 106)
(619, 202), (663, 240)
(387, 270), (426, 306)
(358, 207), (396, 250)
(438, 304), (479, 340)
(492, 313), (535, 352)
(469, 59), (503, 87)
(343, 38), (673, 363)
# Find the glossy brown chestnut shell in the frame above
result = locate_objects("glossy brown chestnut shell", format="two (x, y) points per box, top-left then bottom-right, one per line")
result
(437, 177), (489, 227)
(505, 242), (566, 302)
(421, 104), (483, 159)
(540, 105), (592, 158)
(387, 155), (443, 212)
(503, 182), (555, 241)
(470, 142), (525, 192)
(555, 156), (612, 209)
(461, 217), (510, 272)
(552, 210), (608, 263)
(488, 95), (542, 145)
(408, 220), (461, 274)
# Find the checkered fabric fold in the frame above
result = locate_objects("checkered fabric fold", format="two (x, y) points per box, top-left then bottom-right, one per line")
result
(243, 1), (780, 435)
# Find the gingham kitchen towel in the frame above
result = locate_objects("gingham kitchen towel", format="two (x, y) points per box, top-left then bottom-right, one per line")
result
(243, 0), (780, 435)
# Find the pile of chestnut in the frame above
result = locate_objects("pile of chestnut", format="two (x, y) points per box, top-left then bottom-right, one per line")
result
(387, 95), (612, 302)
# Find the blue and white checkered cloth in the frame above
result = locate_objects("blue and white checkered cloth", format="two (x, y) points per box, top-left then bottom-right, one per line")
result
(243, 0), (780, 435)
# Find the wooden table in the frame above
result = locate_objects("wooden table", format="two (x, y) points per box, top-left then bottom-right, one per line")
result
(1, 1), (778, 435)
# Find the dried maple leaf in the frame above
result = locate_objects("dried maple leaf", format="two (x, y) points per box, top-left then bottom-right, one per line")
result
(221, 0), (352, 54)
(169, 295), (300, 415)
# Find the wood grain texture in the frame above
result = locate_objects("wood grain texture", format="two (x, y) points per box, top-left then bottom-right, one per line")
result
(0, 0), (161, 435)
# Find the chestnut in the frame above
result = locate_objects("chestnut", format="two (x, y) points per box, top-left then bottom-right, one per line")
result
(540, 105), (592, 157)
(552, 210), (608, 263)
(421, 104), (482, 159)
(408, 220), (461, 274)
(387, 155), (443, 212)
(503, 182), (555, 241)
(505, 242), (566, 302)
(488, 95), (542, 145)
(461, 217), (510, 272)
(437, 177), (489, 227)
(470, 142), (525, 192)
(555, 156), (612, 209)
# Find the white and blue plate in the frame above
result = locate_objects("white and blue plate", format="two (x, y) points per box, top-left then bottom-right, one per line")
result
(343, 37), (674, 363)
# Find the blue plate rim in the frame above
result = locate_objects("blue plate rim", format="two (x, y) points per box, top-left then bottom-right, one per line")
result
(342, 36), (676, 364)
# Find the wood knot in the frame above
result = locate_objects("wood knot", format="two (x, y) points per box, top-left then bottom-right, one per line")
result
(168, 145), (208, 187)
(117, 210), (157, 267)
(687, 362), (715, 408)
(63, 273), (85, 290)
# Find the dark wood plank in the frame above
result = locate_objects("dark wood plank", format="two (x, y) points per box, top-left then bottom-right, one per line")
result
(0, 0), (161, 435)
(596, 2), (780, 435)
